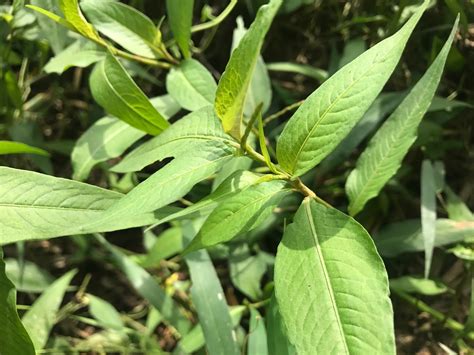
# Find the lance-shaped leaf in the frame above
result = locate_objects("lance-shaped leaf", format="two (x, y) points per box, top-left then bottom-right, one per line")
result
(345, 17), (458, 216)
(22, 270), (77, 350)
(90, 54), (169, 135)
(112, 106), (237, 173)
(0, 249), (35, 355)
(166, 0), (193, 58)
(215, 0), (282, 138)
(421, 160), (437, 278)
(71, 95), (180, 181)
(274, 199), (395, 354)
(276, 2), (427, 177)
(185, 180), (291, 253)
(81, 0), (159, 58)
(100, 141), (235, 222)
(183, 221), (240, 355)
(248, 308), (268, 355)
(266, 295), (296, 355)
(58, 0), (103, 42)
(166, 59), (217, 111)
(0, 140), (49, 156)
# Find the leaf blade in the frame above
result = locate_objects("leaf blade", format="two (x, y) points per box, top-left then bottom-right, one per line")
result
(166, 0), (194, 58)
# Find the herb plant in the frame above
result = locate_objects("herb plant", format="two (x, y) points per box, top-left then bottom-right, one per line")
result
(0, 0), (466, 353)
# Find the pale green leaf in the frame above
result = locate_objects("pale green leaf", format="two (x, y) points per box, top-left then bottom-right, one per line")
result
(185, 179), (291, 252)
(0, 140), (49, 156)
(266, 62), (328, 82)
(274, 199), (394, 354)
(141, 228), (184, 267)
(183, 221), (240, 355)
(72, 95), (180, 181)
(232, 17), (272, 116)
(58, 0), (103, 42)
(22, 270), (77, 350)
(166, 59), (217, 111)
(248, 308), (268, 355)
(345, 17), (458, 215)
(215, 0), (282, 138)
(166, 0), (194, 58)
(44, 39), (105, 74)
(375, 219), (474, 257)
(87, 294), (124, 331)
(266, 295), (296, 355)
(0, 249), (35, 355)
(276, 3), (427, 177)
(112, 106), (237, 173)
(90, 55), (169, 135)
(390, 276), (449, 296)
(95, 235), (191, 335)
(5, 259), (53, 293)
(444, 186), (474, 221)
(26, 4), (75, 31)
(81, 0), (158, 58)
(421, 160), (437, 278)
(229, 244), (267, 300)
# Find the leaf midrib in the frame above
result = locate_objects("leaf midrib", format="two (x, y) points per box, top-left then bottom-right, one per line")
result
(304, 200), (349, 354)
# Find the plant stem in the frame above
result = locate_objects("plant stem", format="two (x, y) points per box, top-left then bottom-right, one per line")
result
(263, 100), (304, 125)
(191, 0), (238, 33)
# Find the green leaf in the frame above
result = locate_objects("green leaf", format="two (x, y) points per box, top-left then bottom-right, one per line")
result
(248, 308), (268, 355)
(0, 249), (35, 355)
(30, 0), (69, 54)
(95, 235), (191, 335)
(58, 0), (103, 42)
(274, 199), (395, 354)
(166, 0), (194, 58)
(215, 0), (282, 138)
(26, 4), (75, 31)
(229, 244), (267, 300)
(72, 95), (180, 181)
(140, 227), (184, 267)
(232, 17), (272, 116)
(44, 39), (105, 74)
(276, 3), (427, 177)
(0, 140), (49, 156)
(22, 270), (77, 350)
(166, 59), (217, 111)
(266, 62), (328, 82)
(375, 219), (474, 257)
(100, 141), (235, 222)
(444, 186), (474, 221)
(266, 295), (296, 355)
(5, 259), (54, 293)
(87, 294), (124, 331)
(421, 160), (437, 278)
(345, 17), (458, 216)
(390, 276), (449, 296)
(90, 54), (169, 135)
(185, 179), (291, 253)
(112, 106), (237, 173)
(183, 221), (240, 355)
(81, 0), (159, 58)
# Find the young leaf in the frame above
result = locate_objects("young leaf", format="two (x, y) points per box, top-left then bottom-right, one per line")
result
(166, 0), (194, 58)
(274, 199), (395, 354)
(375, 219), (474, 257)
(90, 54), (169, 135)
(5, 259), (53, 293)
(44, 39), (105, 74)
(248, 308), (268, 355)
(276, 3), (427, 177)
(26, 4), (75, 31)
(185, 180), (291, 253)
(345, 17), (459, 215)
(232, 17), (272, 116)
(215, 0), (282, 138)
(58, 0), (103, 42)
(95, 235), (191, 335)
(183, 221), (240, 355)
(166, 59), (217, 111)
(390, 276), (448, 296)
(444, 186), (474, 221)
(72, 95), (180, 181)
(81, 0), (159, 58)
(0, 249), (35, 355)
(421, 160), (437, 278)
(0, 140), (49, 156)
(87, 294), (124, 331)
(22, 270), (77, 350)
(112, 106), (237, 173)
(266, 295), (296, 355)
(266, 62), (328, 82)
